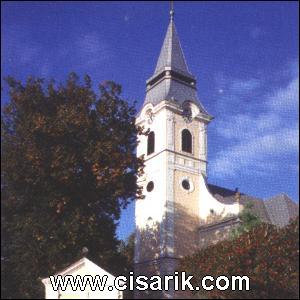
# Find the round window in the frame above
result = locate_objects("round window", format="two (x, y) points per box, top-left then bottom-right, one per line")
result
(146, 181), (154, 192)
(182, 179), (190, 190)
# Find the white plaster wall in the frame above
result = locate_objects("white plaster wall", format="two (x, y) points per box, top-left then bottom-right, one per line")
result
(42, 258), (122, 299)
(198, 173), (241, 222)
(135, 101), (239, 262)
(135, 105), (169, 263)
(199, 122), (207, 164)
(135, 102), (211, 262)
(135, 151), (167, 229)
(136, 104), (169, 228)
(136, 104), (168, 157)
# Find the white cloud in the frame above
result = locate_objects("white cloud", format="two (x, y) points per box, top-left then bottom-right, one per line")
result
(267, 77), (299, 112)
(75, 32), (112, 67)
(250, 27), (265, 39)
(210, 61), (299, 178)
(78, 33), (106, 55)
(213, 75), (264, 115)
(229, 78), (261, 94)
(212, 127), (298, 177)
(215, 74), (261, 96)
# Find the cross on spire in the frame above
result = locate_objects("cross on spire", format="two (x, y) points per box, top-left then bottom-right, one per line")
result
(170, 1), (174, 21)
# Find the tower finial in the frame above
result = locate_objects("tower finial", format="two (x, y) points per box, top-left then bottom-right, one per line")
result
(170, 1), (174, 21)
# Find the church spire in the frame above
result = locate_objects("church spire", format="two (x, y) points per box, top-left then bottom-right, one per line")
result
(143, 3), (211, 117)
(154, 3), (191, 77)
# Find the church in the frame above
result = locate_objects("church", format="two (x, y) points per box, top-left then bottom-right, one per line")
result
(134, 7), (298, 299)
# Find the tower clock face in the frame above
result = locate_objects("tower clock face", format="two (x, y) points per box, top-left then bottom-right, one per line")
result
(146, 109), (154, 124)
(182, 101), (193, 123)
(182, 101), (200, 122)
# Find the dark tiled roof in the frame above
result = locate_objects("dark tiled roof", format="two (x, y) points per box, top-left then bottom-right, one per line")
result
(264, 194), (299, 227)
(240, 196), (271, 223)
(207, 184), (298, 226)
(207, 184), (237, 204)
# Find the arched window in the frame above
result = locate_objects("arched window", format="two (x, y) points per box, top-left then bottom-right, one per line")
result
(182, 129), (192, 153)
(147, 131), (155, 155)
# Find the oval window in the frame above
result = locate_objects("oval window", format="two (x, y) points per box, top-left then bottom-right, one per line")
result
(146, 181), (154, 192)
(182, 179), (190, 190)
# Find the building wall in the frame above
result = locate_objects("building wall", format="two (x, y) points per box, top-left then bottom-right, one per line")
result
(135, 102), (209, 264)
(134, 258), (179, 299)
(173, 169), (200, 258)
(135, 104), (168, 264)
(198, 218), (240, 249)
(42, 258), (122, 299)
(134, 101), (210, 300)
(134, 101), (243, 299)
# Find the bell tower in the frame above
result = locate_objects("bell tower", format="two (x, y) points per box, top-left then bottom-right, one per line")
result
(134, 5), (213, 298)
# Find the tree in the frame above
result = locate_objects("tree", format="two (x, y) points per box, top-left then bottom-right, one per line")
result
(230, 202), (262, 239)
(1, 74), (144, 299)
(180, 218), (299, 299)
(119, 232), (135, 273)
(119, 232), (135, 299)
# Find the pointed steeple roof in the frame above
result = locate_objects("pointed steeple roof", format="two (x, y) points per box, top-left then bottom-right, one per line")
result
(142, 6), (211, 118)
(154, 19), (191, 77)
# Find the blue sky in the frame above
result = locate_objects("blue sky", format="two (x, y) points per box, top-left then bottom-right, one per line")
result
(2, 1), (299, 241)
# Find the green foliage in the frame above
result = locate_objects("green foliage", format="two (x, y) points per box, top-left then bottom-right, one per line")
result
(230, 202), (262, 239)
(1, 74), (144, 299)
(119, 232), (135, 299)
(119, 232), (135, 272)
(180, 218), (299, 299)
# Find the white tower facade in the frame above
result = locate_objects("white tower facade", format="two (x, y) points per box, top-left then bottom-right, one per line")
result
(134, 11), (213, 298)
